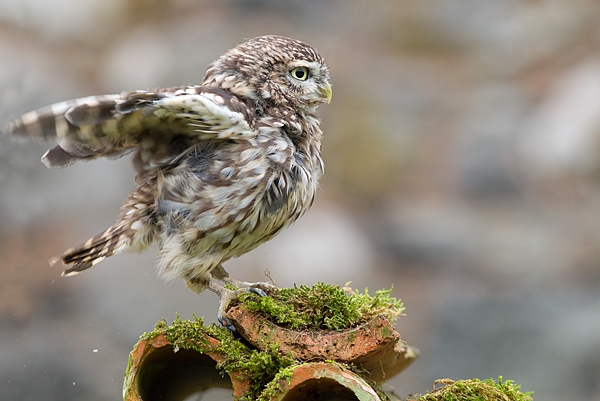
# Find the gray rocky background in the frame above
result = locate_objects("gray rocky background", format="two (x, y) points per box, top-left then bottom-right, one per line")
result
(1, 1), (600, 400)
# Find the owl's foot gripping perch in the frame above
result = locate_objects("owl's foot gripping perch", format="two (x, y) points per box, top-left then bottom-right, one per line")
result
(208, 278), (275, 330)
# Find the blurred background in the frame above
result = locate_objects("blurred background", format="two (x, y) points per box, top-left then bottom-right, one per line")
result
(1, 0), (600, 400)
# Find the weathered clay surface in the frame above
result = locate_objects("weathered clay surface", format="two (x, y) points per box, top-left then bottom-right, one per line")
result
(266, 362), (382, 401)
(226, 305), (398, 361)
(226, 304), (418, 383)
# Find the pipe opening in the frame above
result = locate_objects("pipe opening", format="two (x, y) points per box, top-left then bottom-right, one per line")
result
(137, 345), (231, 401)
(280, 378), (361, 401)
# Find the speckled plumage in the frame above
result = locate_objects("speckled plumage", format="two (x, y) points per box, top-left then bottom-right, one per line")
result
(8, 35), (331, 296)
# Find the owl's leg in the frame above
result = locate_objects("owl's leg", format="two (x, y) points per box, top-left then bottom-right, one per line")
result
(222, 277), (275, 293)
(211, 264), (274, 295)
(207, 280), (244, 330)
(207, 269), (272, 331)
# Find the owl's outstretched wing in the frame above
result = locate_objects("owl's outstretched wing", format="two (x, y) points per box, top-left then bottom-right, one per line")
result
(7, 86), (257, 169)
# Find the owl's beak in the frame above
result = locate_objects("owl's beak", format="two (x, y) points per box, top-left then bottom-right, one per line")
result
(319, 81), (332, 104)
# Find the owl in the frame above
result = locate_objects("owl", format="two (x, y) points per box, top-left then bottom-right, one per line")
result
(7, 35), (331, 322)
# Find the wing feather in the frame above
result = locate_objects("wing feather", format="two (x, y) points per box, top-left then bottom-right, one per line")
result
(6, 86), (256, 169)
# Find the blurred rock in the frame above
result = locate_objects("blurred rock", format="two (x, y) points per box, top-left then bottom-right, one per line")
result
(519, 57), (600, 177)
(0, 0), (126, 45)
(458, 84), (529, 196)
(0, 223), (73, 323)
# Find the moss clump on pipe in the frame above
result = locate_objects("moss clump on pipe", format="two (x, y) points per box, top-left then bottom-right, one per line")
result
(236, 282), (404, 331)
(409, 377), (533, 401)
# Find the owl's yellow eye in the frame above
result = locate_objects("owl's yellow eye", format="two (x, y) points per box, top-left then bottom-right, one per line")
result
(290, 67), (309, 81)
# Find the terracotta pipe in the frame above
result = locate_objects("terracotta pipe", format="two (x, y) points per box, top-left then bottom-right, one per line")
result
(123, 333), (249, 401)
(123, 307), (418, 400)
(266, 362), (382, 401)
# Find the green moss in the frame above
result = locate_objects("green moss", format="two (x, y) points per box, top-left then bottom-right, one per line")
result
(139, 317), (168, 341)
(411, 377), (533, 401)
(140, 314), (295, 400)
(256, 363), (297, 401)
(237, 282), (404, 331)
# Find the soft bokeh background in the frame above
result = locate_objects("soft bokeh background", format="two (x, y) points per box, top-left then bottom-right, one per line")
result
(2, 1), (600, 400)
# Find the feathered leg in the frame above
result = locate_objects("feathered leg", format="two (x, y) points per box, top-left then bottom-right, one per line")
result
(201, 265), (274, 330)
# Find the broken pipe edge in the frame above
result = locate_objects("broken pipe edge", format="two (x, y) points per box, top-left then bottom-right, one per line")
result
(123, 332), (249, 401)
(263, 362), (382, 401)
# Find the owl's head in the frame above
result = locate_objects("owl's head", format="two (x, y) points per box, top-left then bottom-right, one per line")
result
(203, 35), (331, 110)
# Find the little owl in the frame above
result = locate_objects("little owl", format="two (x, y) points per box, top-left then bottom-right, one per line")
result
(7, 35), (332, 323)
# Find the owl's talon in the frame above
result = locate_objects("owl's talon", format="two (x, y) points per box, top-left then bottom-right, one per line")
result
(222, 277), (275, 294)
(217, 314), (237, 333)
(249, 287), (268, 297)
(209, 279), (272, 329)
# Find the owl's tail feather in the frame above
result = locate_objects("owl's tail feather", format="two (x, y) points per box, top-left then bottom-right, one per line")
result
(51, 180), (157, 276)
(52, 224), (131, 276)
